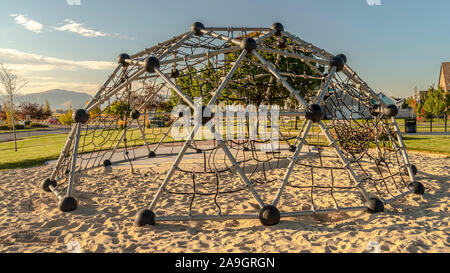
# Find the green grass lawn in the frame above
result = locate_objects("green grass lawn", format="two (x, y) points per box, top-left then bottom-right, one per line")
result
(0, 134), (68, 169)
(0, 128), (54, 135)
(0, 128), (448, 170)
(402, 135), (450, 155)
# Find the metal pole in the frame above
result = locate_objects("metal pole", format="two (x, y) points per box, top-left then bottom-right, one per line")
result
(272, 69), (335, 206)
(200, 29), (242, 47)
(152, 117), (179, 154)
(390, 117), (416, 182)
(85, 65), (122, 111)
(257, 46), (331, 66)
(66, 123), (82, 197)
(50, 125), (78, 181)
(272, 120), (313, 206)
(136, 119), (152, 155)
(107, 128), (127, 162)
(282, 31), (333, 59)
(158, 32), (194, 60)
(154, 68), (195, 109)
(86, 67), (145, 113)
(318, 121), (370, 201)
(131, 31), (190, 59)
(148, 122), (201, 211)
(252, 51), (309, 108)
(147, 49), (248, 211)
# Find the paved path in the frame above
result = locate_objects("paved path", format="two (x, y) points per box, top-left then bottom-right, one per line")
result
(0, 128), (71, 142)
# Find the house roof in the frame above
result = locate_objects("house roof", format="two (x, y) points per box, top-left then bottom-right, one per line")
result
(439, 62), (450, 91)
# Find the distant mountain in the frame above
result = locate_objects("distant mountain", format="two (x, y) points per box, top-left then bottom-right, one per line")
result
(18, 89), (92, 110)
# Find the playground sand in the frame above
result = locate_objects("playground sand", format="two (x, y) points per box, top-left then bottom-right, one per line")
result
(0, 151), (448, 253)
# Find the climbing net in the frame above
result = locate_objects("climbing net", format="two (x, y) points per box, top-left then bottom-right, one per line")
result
(43, 22), (424, 226)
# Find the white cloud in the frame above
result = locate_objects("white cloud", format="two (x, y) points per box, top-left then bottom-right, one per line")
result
(9, 14), (132, 39)
(0, 48), (115, 71)
(0, 48), (114, 94)
(9, 14), (44, 34)
(367, 0), (382, 6)
(66, 0), (81, 6)
(53, 19), (109, 38)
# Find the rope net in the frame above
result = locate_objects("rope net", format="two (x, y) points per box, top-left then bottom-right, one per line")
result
(50, 25), (415, 218)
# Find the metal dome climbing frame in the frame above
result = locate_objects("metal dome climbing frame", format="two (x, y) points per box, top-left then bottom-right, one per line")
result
(41, 22), (424, 226)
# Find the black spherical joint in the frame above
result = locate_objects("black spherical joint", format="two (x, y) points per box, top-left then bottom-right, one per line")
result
(149, 151), (156, 158)
(240, 38), (257, 52)
(404, 164), (418, 176)
(366, 198), (384, 214)
(103, 160), (112, 167)
(131, 110), (141, 120)
(305, 104), (324, 123)
(409, 182), (425, 195)
(259, 205), (281, 226)
(144, 56), (160, 73)
(135, 209), (155, 227)
(41, 178), (56, 193)
(73, 109), (90, 124)
(370, 104), (381, 116)
(59, 196), (78, 212)
(117, 53), (130, 66)
(289, 146), (296, 153)
(191, 22), (205, 36)
(382, 104), (399, 118)
(271, 22), (284, 36)
(330, 55), (345, 72)
(336, 54), (347, 64)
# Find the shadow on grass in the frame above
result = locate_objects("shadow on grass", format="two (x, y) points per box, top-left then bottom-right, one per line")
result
(0, 156), (57, 170)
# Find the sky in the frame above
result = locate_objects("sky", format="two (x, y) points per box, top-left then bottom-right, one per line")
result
(0, 0), (449, 98)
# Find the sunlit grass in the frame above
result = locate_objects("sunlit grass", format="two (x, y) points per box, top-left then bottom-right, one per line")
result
(0, 125), (448, 170)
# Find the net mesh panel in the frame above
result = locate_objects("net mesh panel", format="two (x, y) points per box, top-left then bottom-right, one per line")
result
(52, 27), (412, 216)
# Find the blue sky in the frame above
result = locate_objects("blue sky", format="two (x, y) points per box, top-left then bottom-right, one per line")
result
(0, 0), (449, 97)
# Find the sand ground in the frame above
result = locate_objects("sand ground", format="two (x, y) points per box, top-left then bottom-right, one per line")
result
(0, 151), (448, 253)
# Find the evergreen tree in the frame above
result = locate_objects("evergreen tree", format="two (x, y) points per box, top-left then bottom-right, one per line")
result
(43, 99), (52, 118)
(423, 86), (446, 119)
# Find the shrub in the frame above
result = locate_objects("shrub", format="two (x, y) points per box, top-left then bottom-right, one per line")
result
(30, 123), (49, 128)
(0, 124), (26, 130)
(118, 120), (128, 130)
(58, 106), (74, 125)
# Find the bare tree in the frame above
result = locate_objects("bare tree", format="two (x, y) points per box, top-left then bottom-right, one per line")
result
(0, 64), (27, 152)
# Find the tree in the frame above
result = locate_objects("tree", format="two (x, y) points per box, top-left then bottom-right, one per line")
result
(85, 100), (101, 119)
(17, 102), (45, 120)
(89, 106), (101, 119)
(169, 34), (325, 109)
(104, 101), (130, 120)
(58, 104), (74, 125)
(422, 86), (446, 132)
(0, 64), (27, 152)
(43, 99), (52, 118)
(423, 86), (446, 118)
(0, 108), (6, 121)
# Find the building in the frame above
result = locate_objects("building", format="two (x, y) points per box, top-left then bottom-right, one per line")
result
(438, 62), (450, 93)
